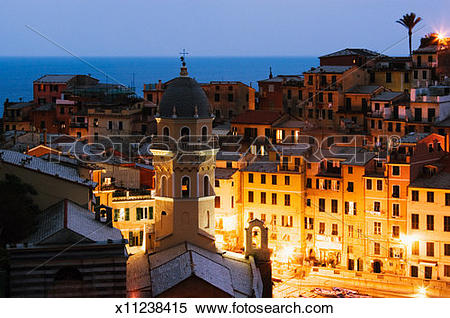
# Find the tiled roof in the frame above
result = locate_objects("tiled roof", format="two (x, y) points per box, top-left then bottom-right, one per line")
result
(6, 102), (35, 110)
(0, 150), (96, 188)
(259, 75), (303, 83)
(215, 168), (238, 179)
(243, 156), (278, 173)
(34, 75), (77, 83)
(410, 171), (450, 190)
(231, 110), (283, 125)
(371, 91), (404, 101)
(126, 242), (260, 298)
(305, 65), (353, 74)
(216, 151), (243, 162)
(345, 85), (382, 94)
(23, 199), (123, 244)
(400, 132), (431, 144)
(320, 48), (383, 58)
(274, 144), (311, 156)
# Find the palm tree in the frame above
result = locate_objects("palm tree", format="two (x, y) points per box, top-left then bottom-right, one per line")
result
(396, 12), (422, 55)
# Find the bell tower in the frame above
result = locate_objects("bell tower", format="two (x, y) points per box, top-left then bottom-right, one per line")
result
(151, 56), (218, 252)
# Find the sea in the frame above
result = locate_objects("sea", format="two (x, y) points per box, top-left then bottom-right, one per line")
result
(0, 56), (318, 116)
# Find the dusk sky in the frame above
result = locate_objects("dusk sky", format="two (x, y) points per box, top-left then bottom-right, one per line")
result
(1, 0), (449, 57)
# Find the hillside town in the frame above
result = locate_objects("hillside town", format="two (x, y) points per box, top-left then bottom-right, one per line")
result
(1, 28), (450, 298)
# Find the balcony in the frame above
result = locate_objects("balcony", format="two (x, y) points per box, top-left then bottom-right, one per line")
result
(70, 122), (88, 128)
(387, 151), (411, 164)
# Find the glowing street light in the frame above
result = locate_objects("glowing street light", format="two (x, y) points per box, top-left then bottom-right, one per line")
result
(416, 286), (427, 298)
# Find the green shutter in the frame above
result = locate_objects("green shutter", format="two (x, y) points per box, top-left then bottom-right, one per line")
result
(136, 208), (143, 221)
(114, 209), (119, 222)
(125, 208), (130, 221)
(139, 231), (144, 246)
(128, 231), (134, 247)
(149, 206), (154, 219)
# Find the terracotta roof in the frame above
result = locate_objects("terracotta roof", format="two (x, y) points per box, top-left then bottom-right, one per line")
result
(231, 110), (283, 125)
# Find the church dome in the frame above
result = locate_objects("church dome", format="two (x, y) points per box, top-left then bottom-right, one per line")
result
(158, 75), (211, 119)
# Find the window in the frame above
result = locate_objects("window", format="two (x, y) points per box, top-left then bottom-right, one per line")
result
(411, 214), (419, 229)
(319, 198), (325, 212)
(306, 178), (312, 188)
(203, 175), (210, 196)
(377, 180), (383, 191)
(248, 173), (254, 183)
(392, 185), (400, 198)
(285, 176), (290, 185)
(374, 201), (381, 212)
(181, 177), (190, 198)
(366, 179), (372, 190)
(214, 93), (220, 102)
(424, 266), (432, 279)
(411, 265), (418, 277)
(392, 166), (400, 176)
(412, 190), (419, 201)
(271, 193), (277, 205)
(261, 174), (266, 184)
(248, 191), (254, 203)
(427, 215), (434, 231)
(331, 224), (338, 236)
(374, 222), (382, 235)
(306, 198), (311, 206)
(319, 222), (325, 234)
(136, 208), (143, 221)
(427, 191), (434, 203)
(392, 203), (399, 217)
(284, 194), (290, 206)
(118, 121), (123, 130)
(272, 175), (277, 185)
(149, 207), (154, 219)
(386, 72), (392, 83)
(445, 216), (450, 232)
(347, 182), (354, 192)
(163, 126), (170, 136)
(348, 167), (353, 174)
(332, 199), (338, 213)
(446, 193), (450, 206)
(260, 192), (266, 204)
(125, 208), (130, 221)
(215, 180), (220, 187)
(374, 242), (381, 255)
(392, 225), (400, 238)
(348, 225), (354, 238)
(445, 265), (450, 277)
(426, 242), (434, 257)
(114, 209), (119, 222)
(213, 196), (220, 209)
(249, 212), (254, 221)
(228, 93), (233, 102)
(108, 121), (113, 130)
(445, 244), (450, 256)
(412, 241), (419, 255)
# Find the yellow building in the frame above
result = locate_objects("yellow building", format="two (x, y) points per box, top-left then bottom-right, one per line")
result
(407, 166), (450, 281)
(110, 190), (155, 254)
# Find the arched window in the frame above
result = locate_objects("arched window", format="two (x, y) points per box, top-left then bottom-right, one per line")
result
(180, 126), (190, 137)
(161, 211), (167, 216)
(203, 175), (210, 196)
(201, 126), (208, 142)
(162, 126), (170, 136)
(161, 175), (167, 197)
(181, 176), (190, 198)
(205, 210), (210, 228)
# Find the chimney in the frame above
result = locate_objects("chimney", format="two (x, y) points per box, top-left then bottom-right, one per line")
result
(94, 206), (100, 221)
(43, 128), (47, 146)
